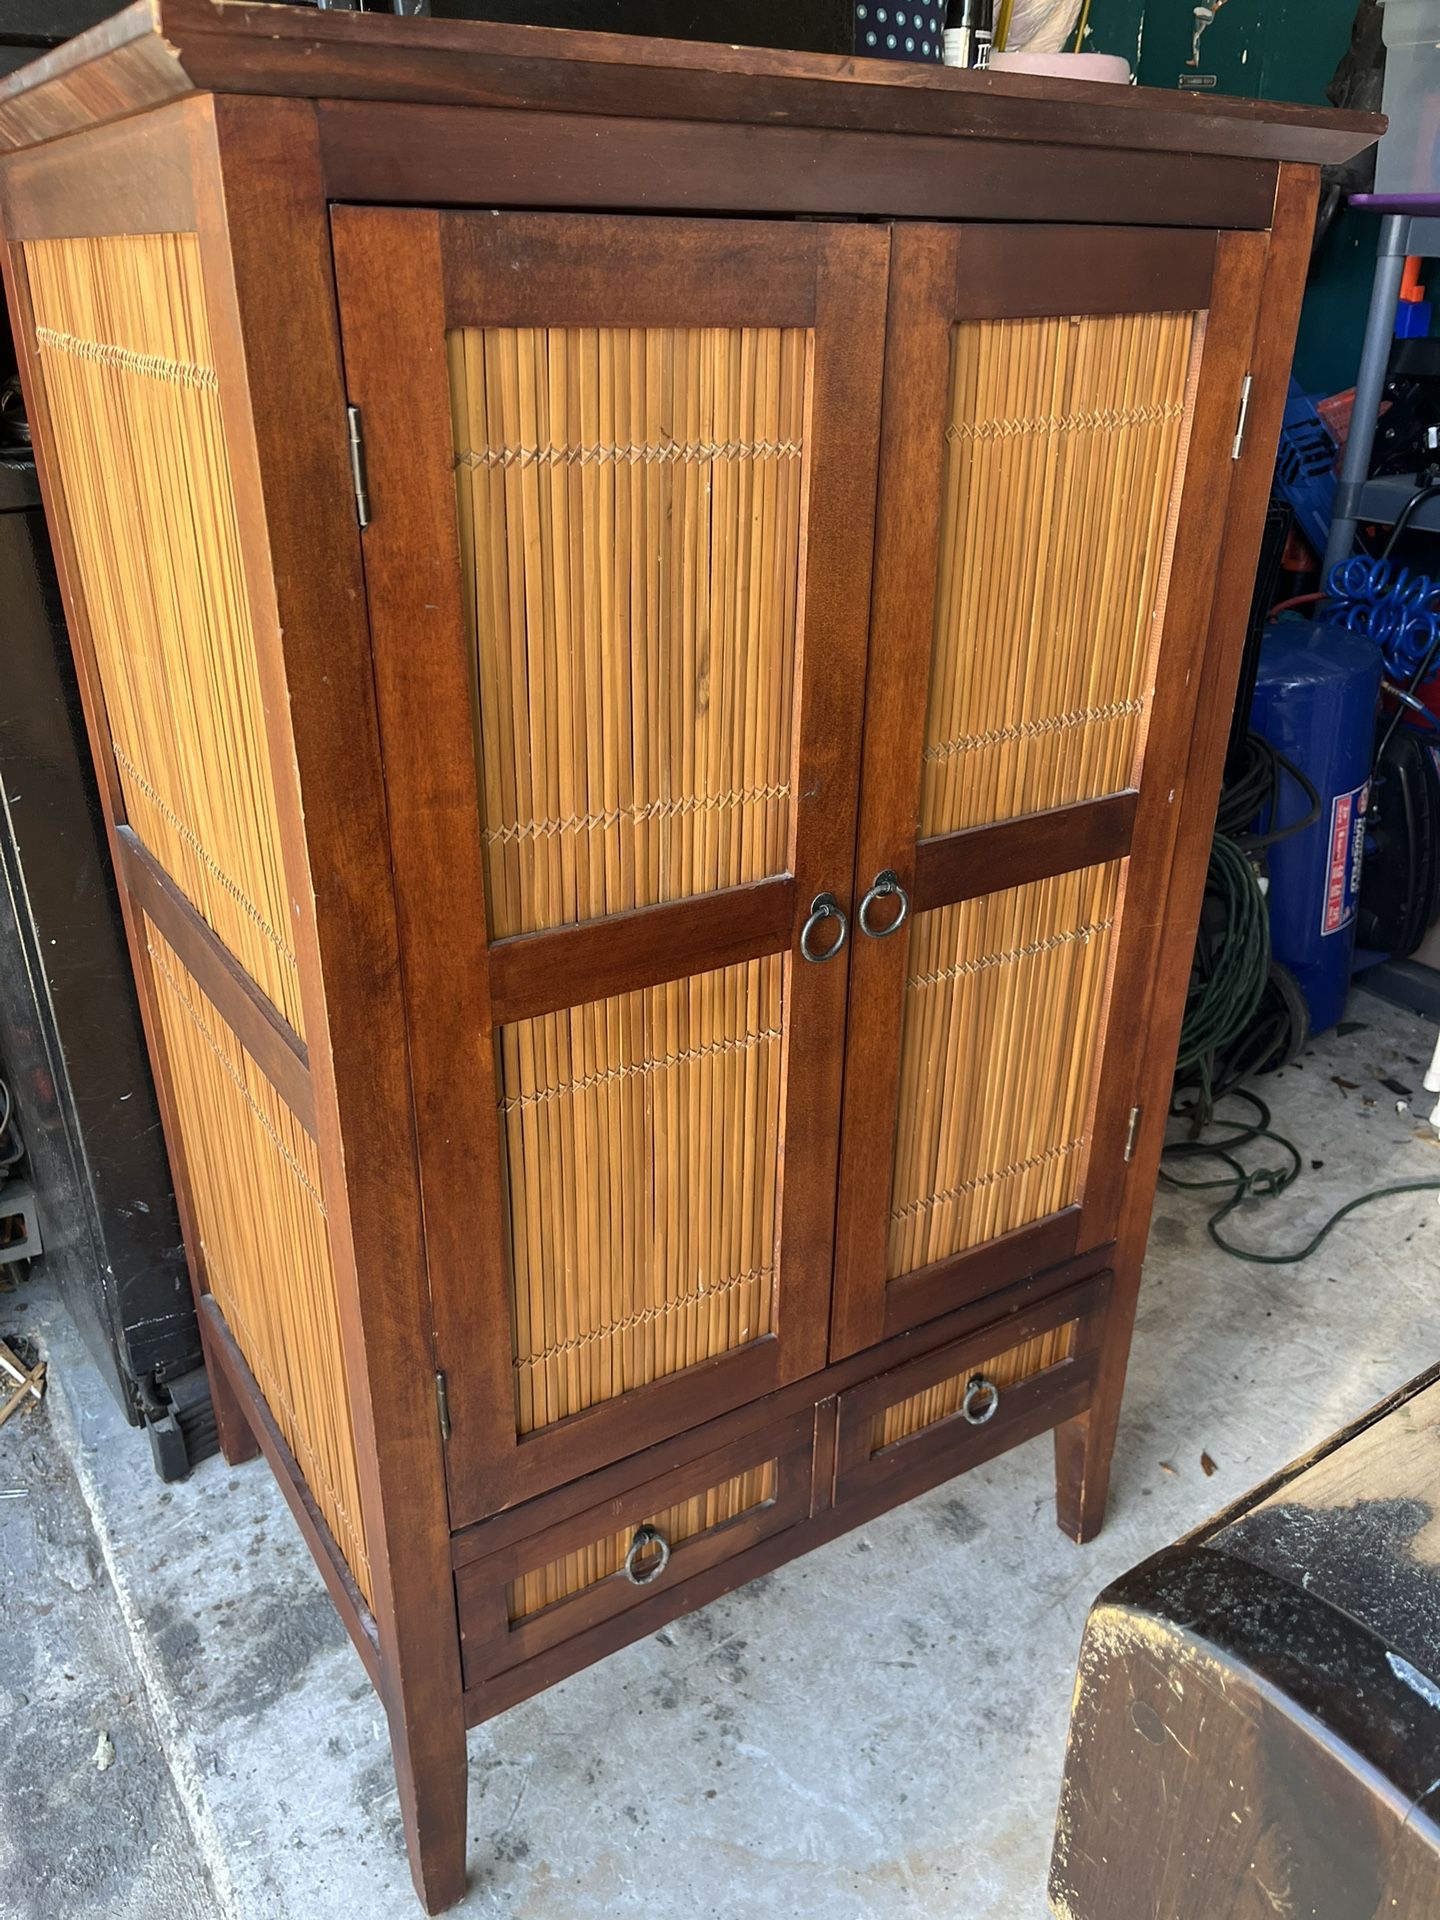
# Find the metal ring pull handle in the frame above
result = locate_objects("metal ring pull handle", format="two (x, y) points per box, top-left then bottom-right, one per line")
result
(622, 1523), (671, 1587)
(799, 892), (848, 964)
(961, 1375), (1000, 1427)
(858, 869), (911, 941)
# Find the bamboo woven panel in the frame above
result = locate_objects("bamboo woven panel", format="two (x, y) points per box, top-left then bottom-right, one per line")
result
(449, 324), (809, 937)
(143, 915), (370, 1601)
(24, 233), (303, 1035)
(498, 956), (784, 1434)
(868, 1323), (1076, 1454)
(888, 861), (1123, 1281)
(921, 309), (1203, 836)
(507, 1459), (777, 1621)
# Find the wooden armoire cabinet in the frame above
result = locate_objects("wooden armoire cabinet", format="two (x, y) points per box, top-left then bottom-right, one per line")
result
(0, 6), (1376, 1908)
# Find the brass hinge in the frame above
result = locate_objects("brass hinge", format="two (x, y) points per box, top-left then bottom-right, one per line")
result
(346, 403), (371, 529)
(435, 1369), (451, 1444)
(1124, 1105), (1143, 1163)
(1231, 373), (1253, 462)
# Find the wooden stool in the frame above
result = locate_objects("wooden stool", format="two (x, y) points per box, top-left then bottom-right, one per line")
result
(1050, 1368), (1440, 1920)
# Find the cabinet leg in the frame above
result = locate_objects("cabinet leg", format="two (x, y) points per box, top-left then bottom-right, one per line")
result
(1054, 1407), (1114, 1545)
(391, 1696), (469, 1915)
(1055, 1266), (1143, 1544)
(199, 1318), (260, 1468)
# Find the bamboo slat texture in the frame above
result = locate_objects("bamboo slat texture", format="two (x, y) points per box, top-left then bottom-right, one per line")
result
(498, 955), (784, 1435)
(888, 861), (1123, 1281)
(23, 232), (303, 1034)
(448, 324), (808, 937)
(869, 1322), (1076, 1453)
(144, 916), (370, 1600)
(921, 309), (1203, 836)
(506, 1459), (778, 1620)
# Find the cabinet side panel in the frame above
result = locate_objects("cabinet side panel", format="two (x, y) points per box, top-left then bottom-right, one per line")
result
(21, 231), (305, 1036)
(142, 912), (371, 1601)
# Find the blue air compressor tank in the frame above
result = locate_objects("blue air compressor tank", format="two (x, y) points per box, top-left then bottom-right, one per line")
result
(1248, 621), (1381, 1036)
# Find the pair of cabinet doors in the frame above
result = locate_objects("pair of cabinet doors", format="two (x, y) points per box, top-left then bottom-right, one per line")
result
(333, 206), (1262, 1527)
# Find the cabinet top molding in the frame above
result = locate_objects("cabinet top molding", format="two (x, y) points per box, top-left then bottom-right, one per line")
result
(0, 0), (1381, 163)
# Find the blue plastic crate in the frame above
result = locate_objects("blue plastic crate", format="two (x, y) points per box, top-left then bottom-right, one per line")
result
(1274, 379), (1339, 557)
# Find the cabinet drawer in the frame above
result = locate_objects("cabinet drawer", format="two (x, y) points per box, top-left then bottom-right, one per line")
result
(456, 1409), (814, 1688)
(833, 1271), (1110, 1507)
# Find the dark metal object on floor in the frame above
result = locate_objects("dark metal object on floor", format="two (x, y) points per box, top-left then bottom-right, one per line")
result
(1051, 1365), (1440, 1920)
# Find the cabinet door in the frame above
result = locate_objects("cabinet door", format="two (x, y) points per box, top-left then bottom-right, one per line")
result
(333, 210), (887, 1523)
(831, 224), (1266, 1357)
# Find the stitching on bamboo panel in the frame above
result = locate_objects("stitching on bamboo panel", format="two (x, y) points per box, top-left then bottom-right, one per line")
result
(497, 954), (784, 1431)
(889, 1138), (1084, 1225)
(923, 309), (1200, 837)
(499, 1024), (781, 1113)
(514, 1265), (774, 1370)
(25, 233), (304, 1036)
(450, 323), (808, 936)
(115, 748), (297, 965)
(887, 862), (1122, 1277)
(34, 324), (219, 391)
(456, 436), (803, 472)
(907, 917), (1114, 991)
(146, 939), (326, 1213)
(945, 400), (1185, 444)
(923, 700), (1146, 764)
(482, 783), (792, 848)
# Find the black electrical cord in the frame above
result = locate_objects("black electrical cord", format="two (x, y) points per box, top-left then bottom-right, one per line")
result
(1161, 1088), (1440, 1265)
(1216, 732), (1321, 851)
(1379, 479), (1440, 560)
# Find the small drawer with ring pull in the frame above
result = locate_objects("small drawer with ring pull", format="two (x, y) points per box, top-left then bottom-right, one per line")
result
(831, 1270), (1110, 1509)
(455, 1408), (814, 1688)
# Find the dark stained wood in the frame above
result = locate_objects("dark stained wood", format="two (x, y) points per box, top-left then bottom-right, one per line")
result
(1052, 1373), (1440, 1920)
(461, 1274), (1105, 1726)
(441, 208), (821, 323)
(451, 1239), (1113, 1570)
(320, 100), (1279, 233)
(0, 0), (1381, 167)
(489, 879), (796, 1027)
(0, 95), (196, 239)
(829, 220), (951, 1364)
(1074, 226), (1269, 1256)
(458, 1409), (813, 1686)
(197, 100), (469, 1915)
(912, 795), (1139, 916)
(201, 1294), (383, 1694)
(196, 1309), (260, 1470)
(0, 3), (188, 153)
(831, 222), (1262, 1370)
(951, 226), (1218, 320)
(116, 826), (317, 1138)
(0, 24), (1361, 1903)
(879, 1208), (1082, 1342)
(334, 202), (888, 1532)
(834, 1269), (1109, 1500)
(1055, 166), (1320, 1547)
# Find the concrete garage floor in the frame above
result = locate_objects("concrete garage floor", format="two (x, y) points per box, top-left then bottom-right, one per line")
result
(2, 984), (1438, 1920)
